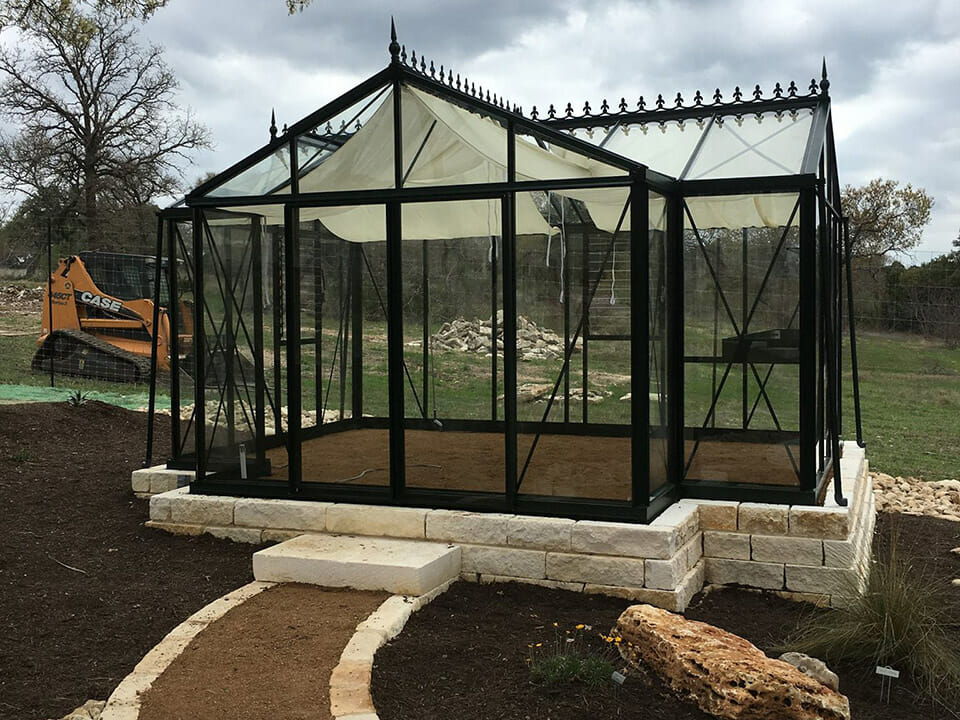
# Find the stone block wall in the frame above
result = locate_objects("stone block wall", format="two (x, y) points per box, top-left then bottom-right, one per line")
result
(141, 443), (871, 611)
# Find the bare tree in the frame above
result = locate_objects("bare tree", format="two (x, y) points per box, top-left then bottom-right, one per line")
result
(0, 0), (208, 245)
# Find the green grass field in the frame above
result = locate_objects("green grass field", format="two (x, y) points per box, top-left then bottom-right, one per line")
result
(0, 306), (956, 481)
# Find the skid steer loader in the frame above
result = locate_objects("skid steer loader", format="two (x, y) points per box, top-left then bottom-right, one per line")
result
(32, 251), (193, 383)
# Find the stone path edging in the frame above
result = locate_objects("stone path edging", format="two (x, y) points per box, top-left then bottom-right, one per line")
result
(98, 581), (276, 720)
(329, 579), (456, 720)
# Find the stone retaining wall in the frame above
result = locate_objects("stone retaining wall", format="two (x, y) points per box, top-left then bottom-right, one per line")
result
(141, 442), (870, 610)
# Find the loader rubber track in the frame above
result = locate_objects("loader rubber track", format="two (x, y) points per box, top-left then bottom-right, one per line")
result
(32, 328), (154, 383)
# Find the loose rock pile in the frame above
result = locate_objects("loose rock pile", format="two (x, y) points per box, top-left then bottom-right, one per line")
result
(431, 313), (574, 362)
(0, 284), (43, 312)
(516, 382), (608, 404)
(871, 473), (960, 522)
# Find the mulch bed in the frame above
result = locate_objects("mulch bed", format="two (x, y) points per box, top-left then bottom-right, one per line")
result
(0, 401), (259, 720)
(373, 513), (960, 720)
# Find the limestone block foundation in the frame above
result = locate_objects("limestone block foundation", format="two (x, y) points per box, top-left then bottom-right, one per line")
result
(140, 442), (872, 610)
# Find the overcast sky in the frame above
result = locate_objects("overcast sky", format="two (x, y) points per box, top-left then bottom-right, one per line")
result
(141, 0), (959, 257)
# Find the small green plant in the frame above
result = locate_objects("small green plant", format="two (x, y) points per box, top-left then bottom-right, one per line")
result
(10, 448), (31, 462)
(526, 623), (622, 688)
(779, 528), (960, 708)
(66, 389), (89, 407)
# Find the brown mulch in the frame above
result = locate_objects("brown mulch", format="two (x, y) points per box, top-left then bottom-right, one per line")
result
(373, 513), (960, 720)
(138, 584), (388, 720)
(0, 401), (258, 720)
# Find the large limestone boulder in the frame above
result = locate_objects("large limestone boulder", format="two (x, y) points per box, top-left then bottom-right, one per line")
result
(616, 605), (850, 720)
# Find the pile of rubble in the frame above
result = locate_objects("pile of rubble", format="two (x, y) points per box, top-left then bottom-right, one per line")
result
(430, 312), (574, 362)
(147, 402), (342, 434)
(516, 382), (609, 404)
(871, 472), (960, 522)
(0, 284), (43, 313)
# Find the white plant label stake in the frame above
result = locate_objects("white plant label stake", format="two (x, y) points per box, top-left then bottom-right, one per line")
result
(875, 665), (899, 703)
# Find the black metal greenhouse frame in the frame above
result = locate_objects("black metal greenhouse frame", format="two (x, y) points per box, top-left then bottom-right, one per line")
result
(149, 25), (863, 523)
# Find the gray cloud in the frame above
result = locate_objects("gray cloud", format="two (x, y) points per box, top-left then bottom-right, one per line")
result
(140, 0), (959, 254)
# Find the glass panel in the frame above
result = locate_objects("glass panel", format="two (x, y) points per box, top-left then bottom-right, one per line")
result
(170, 219), (196, 461)
(195, 211), (260, 477)
(207, 146), (293, 198)
(603, 120), (706, 179)
(401, 199), (504, 493)
(295, 86), (395, 193)
(515, 127), (628, 182)
(401, 86), (507, 187)
(685, 110), (814, 180)
(515, 188), (632, 503)
(682, 194), (801, 486)
(298, 207), (390, 487)
(649, 191), (669, 493)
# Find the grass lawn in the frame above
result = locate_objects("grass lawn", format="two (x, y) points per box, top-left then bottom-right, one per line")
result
(0, 307), (956, 481)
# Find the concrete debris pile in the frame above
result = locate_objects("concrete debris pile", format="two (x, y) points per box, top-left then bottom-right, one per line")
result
(0, 284), (43, 312)
(431, 312), (575, 362)
(517, 382), (609, 404)
(872, 473), (960, 522)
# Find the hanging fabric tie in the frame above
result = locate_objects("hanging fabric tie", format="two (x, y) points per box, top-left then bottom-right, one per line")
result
(558, 198), (566, 304)
(544, 191), (552, 267)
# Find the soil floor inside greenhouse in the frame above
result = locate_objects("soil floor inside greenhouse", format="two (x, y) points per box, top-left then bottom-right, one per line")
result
(265, 428), (800, 497)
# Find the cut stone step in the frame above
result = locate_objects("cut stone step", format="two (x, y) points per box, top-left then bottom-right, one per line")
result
(252, 534), (461, 595)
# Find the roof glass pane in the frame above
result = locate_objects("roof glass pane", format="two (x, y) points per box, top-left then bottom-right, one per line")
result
(515, 126), (627, 181)
(684, 110), (813, 180)
(602, 120), (706, 179)
(402, 86), (507, 186)
(206, 146), (292, 197)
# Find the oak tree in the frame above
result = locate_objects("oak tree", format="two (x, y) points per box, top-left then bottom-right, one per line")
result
(842, 178), (934, 260)
(0, 0), (207, 246)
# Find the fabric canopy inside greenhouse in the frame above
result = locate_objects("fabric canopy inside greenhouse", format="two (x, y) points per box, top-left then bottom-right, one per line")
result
(205, 84), (804, 237)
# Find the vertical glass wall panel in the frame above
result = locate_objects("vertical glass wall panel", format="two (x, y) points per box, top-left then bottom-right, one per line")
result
(195, 211), (261, 477)
(294, 205), (390, 487)
(515, 189), (632, 503)
(682, 194), (801, 486)
(399, 86), (507, 187)
(400, 200), (504, 493)
(170, 219), (196, 461)
(684, 111), (814, 180)
(648, 192), (669, 492)
(296, 86), (395, 193)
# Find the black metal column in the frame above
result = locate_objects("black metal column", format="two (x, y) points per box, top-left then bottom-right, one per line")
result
(629, 173), (650, 508)
(251, 217), (267, 468)
(667, 194), (685, 487)
(386, 202), (405, 501)
(271, 228), (283, 435)
(191, 207), (206, 485)
(283, 204), (302, 491)
(421, 239), (430, 417)
(224, 233), (236, 449)
(798, 187), (817, 490)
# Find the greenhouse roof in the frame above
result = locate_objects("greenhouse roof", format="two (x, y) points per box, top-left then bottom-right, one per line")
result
(182, 27), (834, 235)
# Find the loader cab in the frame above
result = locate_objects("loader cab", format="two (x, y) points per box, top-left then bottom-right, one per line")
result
(77, 251), (175, 307)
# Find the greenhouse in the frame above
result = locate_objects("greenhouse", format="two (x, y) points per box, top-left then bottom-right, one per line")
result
(153, 28), (861, 523)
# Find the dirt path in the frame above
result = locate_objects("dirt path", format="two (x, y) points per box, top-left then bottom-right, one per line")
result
(138, 584), (388, 720)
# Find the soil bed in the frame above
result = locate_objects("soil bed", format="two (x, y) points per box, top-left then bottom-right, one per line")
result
(373, 513), (960, 720)
(0, 401), (258, 720)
